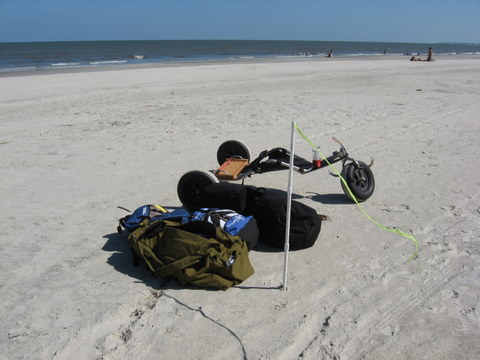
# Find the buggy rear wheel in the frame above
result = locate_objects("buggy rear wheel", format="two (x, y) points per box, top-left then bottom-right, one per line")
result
(340, 161), (375, 202)
(177, 170), (219, 211)
(217, 140), (251, 166)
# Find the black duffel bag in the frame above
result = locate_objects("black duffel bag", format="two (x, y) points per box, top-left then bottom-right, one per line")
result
(199, 183), (323, 250)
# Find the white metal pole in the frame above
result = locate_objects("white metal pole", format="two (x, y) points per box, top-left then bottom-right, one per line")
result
(282, 121), (296, 290)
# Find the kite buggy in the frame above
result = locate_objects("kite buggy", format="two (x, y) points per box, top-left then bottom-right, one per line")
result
(177, 138), (375, 211)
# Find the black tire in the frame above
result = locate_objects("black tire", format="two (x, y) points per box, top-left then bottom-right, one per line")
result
(217, 140), (251, 166)
(340, 161), (375, 202)
(177, 170), (219, 211)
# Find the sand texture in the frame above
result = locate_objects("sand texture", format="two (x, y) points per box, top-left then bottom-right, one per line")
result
(1, 57), (479, 360)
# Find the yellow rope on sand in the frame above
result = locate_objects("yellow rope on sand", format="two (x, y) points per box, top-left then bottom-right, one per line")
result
(294, 124), (419, 262)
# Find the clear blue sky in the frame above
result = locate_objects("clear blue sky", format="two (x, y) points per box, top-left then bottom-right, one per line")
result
(0, 0), (478, 43)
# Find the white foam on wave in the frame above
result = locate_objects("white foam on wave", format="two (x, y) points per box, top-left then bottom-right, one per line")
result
(0, 66), (37, 72)
(51, 62), (81, 67)
(89, 60), (128, 65)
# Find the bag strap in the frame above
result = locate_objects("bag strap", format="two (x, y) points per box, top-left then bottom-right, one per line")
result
(149, 222), (220, 278)
(154, 254), (203, 278)
(142, 220), (167, 239)
(133, 218), (181, 240)
(136, 221), (208, 277)
(117, 215), (129, 234)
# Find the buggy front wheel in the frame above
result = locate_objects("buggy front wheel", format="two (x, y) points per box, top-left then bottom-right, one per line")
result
(177, 170), (219, 211)
(340, 161), (375, 202)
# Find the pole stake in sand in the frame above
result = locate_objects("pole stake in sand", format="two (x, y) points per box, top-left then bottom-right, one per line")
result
(282, 121), (296, 290)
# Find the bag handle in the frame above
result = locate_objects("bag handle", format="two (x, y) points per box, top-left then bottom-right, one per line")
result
(154, 254), (203, 278)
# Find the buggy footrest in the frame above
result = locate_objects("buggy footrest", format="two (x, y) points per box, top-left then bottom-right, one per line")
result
(215, 158), (248, 180)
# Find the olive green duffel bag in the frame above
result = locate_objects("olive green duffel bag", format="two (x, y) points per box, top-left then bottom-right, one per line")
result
(128, 219), (254, 290)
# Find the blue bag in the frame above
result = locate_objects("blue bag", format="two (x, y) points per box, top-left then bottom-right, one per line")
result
(191, 208), (259, 250)
(118, 205), (191, 233)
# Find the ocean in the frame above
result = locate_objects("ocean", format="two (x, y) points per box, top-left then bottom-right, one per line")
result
(0, 40), (479, 73)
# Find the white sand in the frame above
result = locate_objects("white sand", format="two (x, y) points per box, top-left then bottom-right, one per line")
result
(1, 56), (479, 360)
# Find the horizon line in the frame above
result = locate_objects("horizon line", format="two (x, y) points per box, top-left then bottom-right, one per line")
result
(1, 39), (478, 45)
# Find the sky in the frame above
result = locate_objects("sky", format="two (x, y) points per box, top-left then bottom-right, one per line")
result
(0, 0), (478, 44)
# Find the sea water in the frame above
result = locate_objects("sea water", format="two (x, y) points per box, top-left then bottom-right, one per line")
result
(0, 40), (478, 72)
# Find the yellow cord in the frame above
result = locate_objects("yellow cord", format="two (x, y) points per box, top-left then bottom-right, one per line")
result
(294, 124), (419, 262)
(153, 205), (168, 213)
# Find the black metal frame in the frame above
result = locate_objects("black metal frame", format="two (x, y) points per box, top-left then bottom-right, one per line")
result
(220, 138), (361, 181)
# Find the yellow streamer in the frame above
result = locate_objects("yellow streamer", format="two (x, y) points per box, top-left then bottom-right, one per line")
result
(294, 124), (419, 262)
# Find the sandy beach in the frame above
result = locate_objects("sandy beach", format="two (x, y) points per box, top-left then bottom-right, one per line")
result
(1, 56), (479, 360)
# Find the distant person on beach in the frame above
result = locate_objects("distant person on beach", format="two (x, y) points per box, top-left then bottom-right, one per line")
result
(410, 47), (434, 62)
(426, 47), (433, 61)
(327, 50), (333, 58)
